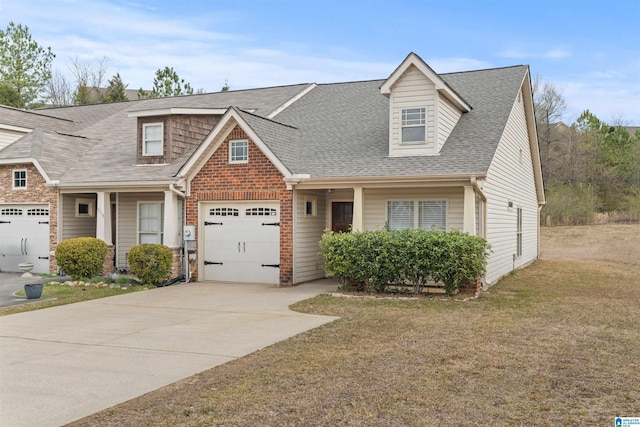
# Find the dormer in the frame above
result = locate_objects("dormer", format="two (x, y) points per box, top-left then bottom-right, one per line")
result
(380, 53), (471, 157)
(128, 108), (227, 165)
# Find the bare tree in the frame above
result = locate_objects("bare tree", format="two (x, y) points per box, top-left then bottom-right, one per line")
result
(46, 69), (73, 106)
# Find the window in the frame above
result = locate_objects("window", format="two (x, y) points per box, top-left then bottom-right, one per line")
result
(387, 201), (414, 230)
(516, 207), (523, 258)
(401, 107), (426, 143)
(75, 198), (95, 217)
(12, 169), (27, 189)
(143, 123), (163, 156)
(209, 207), (239, 217)
(245, 207), (277, 216)
(138, 202), (164, 244)
(387, 200), (447, 231)
(304, 195), (317, 216)
(418, 201), (447, 230)
(230, 139), (248, 164)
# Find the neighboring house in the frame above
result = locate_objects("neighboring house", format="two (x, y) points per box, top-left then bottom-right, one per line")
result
(0, 53), (545, 287)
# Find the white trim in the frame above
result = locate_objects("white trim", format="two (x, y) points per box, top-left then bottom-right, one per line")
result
(0, 158), (52, 183)
(229, 139), (249, 164)
(380, 53), (471, 112)
(12, 168), (27, 190)
(386, 198), (449, 231)
(137, 201), (164, 245)
(179, 107), (294, 182)
(128, 108), (229, 118)
(267, 83), (317, 119)
(75, 197), (95, 218)
(142, 122), (164, 156)
(0, 123), (32, 133)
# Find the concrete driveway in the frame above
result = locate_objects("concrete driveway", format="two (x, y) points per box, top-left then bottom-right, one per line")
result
(0, 280), (338, 427)
(0, 272), (46, 308)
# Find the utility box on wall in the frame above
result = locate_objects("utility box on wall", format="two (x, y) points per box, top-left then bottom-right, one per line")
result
(183, 226), (195, 241)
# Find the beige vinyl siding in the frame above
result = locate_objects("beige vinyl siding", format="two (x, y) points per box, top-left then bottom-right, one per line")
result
(390, 65), (436, 157)
(117, 192), (164, 270)
(0, 129), (28, 150)
(483, 87), (538, 285)
(293, 189), (327, 283)
(437, 96), (462, 152)
(362, 187), (464, 231)
(61, 194), (96, 240)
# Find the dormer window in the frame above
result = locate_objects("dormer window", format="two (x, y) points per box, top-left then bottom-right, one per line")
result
(143, 123), (163, 156)
(401, 108), (426, 143)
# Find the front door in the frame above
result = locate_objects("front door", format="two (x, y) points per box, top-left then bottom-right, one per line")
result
(331, 202), (353, 233)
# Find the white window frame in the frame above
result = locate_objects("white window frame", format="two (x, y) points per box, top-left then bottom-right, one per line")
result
(75, 198), (95, 218)
(12, 169), (27, 189)
(401, 107), (426, 144)
(304, 195), (317, 217)
(387, 199), (447, 231)
(137, 201), (164, 244)
(229, 139), (249, 164)
(142, 122), (164, 156)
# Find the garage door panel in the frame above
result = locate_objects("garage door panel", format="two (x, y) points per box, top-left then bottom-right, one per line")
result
(202, 201), (280, 284)
(0, 204), (50, 273)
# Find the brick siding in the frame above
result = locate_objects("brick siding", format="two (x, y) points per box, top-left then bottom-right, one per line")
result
(0, 163), (59, 274)
(186, 125), (294, 285)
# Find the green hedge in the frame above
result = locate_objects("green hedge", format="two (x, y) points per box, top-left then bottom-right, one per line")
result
(128, 244), (173, 285)
(319, 229), (490, 296)
(55, 237), (108, 280)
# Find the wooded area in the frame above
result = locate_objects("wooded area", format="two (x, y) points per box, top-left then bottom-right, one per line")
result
(535, 77), (640, 224)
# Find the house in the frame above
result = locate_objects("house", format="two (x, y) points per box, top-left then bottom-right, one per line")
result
(0, 53), (545, 287)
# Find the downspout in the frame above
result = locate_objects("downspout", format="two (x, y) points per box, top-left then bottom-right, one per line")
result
(471, 177), (488, 288)
(169, 183), (189, 281)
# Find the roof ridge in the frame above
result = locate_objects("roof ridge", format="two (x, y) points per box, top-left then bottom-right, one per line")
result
(236, 107), (299, 130)
(0, 104), (76, 123)
(440, 64), (528, 76)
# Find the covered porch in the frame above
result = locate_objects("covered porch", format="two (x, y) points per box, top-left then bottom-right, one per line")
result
(57, 185), (186, 278)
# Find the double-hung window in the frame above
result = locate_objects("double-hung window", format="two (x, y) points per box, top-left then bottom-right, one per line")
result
(401, 107), (426, 143)
(138, 202), (164, 244)
(230, 139), (248, 164)
(12, 169), (27, 189)
(143, 123), (163, 156)
(387, 200), (446, 231)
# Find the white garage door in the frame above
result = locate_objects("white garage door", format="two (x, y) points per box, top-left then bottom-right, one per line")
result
(202, 201), (280, 284)
(0, 204), (50, 273)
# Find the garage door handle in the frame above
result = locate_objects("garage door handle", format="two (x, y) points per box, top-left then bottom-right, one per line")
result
(238, 242), (241, 253)
(23, 238), (27, 255)
(243, 242), (246, 253)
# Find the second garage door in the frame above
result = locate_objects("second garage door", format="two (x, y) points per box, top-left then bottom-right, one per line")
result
(0, 204), (50, 273)
(202, 201), (280, 284)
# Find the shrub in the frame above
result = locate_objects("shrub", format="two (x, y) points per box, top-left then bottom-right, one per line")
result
(55, 237), (108, 280)
(320, 229), (490, 296)
(127, 244), (173, 285)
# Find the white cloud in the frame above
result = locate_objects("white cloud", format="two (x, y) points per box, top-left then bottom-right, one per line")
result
(499, 46), (572, 60)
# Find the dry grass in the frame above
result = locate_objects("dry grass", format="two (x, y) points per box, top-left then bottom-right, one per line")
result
(69, 224), (640, 426)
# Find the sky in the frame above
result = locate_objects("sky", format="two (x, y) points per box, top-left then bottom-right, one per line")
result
(1, 0), (639, 124)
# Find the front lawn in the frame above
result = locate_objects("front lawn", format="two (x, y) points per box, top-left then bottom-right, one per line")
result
(0, 279), (155, 316)
(69, 224), (640, 426)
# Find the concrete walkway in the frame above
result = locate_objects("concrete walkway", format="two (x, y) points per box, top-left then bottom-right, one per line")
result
(0, 280), (339, 427)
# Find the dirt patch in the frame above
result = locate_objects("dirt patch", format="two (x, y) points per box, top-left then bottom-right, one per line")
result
(541, 223), (640, 265)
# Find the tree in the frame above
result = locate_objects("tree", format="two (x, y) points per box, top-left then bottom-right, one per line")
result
(0, 22), (55, 108)
(221, 79), (230, 92)
(0, 82), (24, 108)
(104, 72), (128, 102)
(46, 70), (73, 106)
(138, 66), (194, 99)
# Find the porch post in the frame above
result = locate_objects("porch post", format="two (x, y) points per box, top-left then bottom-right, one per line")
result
(96, 191), (112, 245)
(463, 186), (476, 235)
(163, 190), (179, 248)
(352, 187), (364, 232)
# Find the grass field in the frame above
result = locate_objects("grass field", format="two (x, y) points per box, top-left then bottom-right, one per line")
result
(68, 224), (640, 426)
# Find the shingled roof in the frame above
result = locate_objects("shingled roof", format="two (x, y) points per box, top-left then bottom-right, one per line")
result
(274, 65), (529, 178)
(0, 64), (529, 185)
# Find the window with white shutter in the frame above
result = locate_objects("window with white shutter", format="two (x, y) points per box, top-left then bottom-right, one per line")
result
(387, 200), (447, 230)
(387, 201), (414, 230)
(418, 201), (446, 230)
